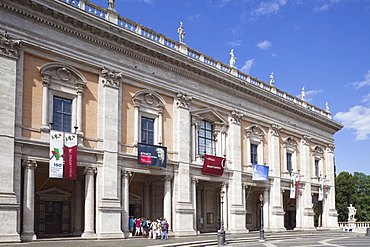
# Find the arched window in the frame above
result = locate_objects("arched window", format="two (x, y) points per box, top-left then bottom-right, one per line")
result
(312, 146), (324, 178)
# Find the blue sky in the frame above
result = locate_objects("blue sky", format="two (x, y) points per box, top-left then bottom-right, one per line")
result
(89, 0), (370, 175)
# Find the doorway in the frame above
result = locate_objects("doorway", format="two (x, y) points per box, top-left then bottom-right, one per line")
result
(45, 201), (63, 234)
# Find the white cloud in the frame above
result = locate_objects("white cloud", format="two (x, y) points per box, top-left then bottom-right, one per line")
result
(240, 59), (254, 74)
(272, 53), (278, 57)
(314, 0), (342, 13)
(188, 13), (203, 22)
(352, 70), (370, 89)
(257, 40), (272, 50)
(228, 40), (242, 47)
(334, 106), (370, 140)
(252, 0), (287, 16)
(362, 94), (370, 104)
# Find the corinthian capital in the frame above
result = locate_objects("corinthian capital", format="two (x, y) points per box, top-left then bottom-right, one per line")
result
(102, 67), (122, 88)
(176, 92), (192, 109)
(0, 32), (21, 59)
(230, 110), (243, 124)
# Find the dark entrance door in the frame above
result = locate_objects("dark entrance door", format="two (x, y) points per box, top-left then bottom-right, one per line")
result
(45, 201), (62, 234)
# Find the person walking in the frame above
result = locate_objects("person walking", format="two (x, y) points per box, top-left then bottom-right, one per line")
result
(161, 218), (169, 239)
(150, 219), (158, 239)
(134, 217), (141, 236)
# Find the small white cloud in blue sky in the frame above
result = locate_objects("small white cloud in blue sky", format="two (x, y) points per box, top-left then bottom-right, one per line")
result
(352, 70), (370, 89)
(314, 0), (342, 13)
(240, 59), (254, 74)
(335, 106), (370, 140)
(257, 40), (272, 50)
(228, 40), (242, 47)
(187, 13), (203, 22)
(252, 0), (287, 16)
(334, 69), (370, 141)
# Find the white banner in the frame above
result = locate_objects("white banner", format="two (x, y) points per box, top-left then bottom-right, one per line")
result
(50, 130), (64, 178)
(290, 173), (296, 199)
(318, 178), (325, 201)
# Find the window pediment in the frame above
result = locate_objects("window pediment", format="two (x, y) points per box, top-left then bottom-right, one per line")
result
(312, 145), (324, 159)
(36, 187), (71, 201)
(133, 90), (166, 113)
(191, 108), (228, 126)
(246, 124), (265, 143)
(40, 62), (87, 92)
(284, 137), (298, 153)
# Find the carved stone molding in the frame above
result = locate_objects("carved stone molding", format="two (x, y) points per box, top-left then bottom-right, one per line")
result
(326, 143), (335, 153)
(230, 110), (243, 124)
(0, 32), (21, 59)
(101, 67), (122, 88)
(284, 137), (298, 153)
(84, 166), (97, 176)
(176, 91), (192, 109)
(302, 135), (312, 146)
(270, 124), (281, 137)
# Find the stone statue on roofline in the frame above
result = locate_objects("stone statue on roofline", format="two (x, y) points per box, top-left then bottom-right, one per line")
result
(108, 0), (116, 11)
(325, 102), (330, 112)
(229, 49), (237, 68)
(178, 22), (186, 43)
(301, 86), (306, 101)
(270, 72), (275, 86)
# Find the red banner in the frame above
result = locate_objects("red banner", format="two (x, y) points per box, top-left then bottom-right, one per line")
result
(64, 133), (77, 179)
(202, 155), (226, 176)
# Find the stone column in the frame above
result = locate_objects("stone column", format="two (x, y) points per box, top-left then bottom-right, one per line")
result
(96, 68), (124, 238)
(0, 33), (21, 242)
(263, 188), (269, 231)
(143, 182), (150, 218)
(73, 177), (83, 236)
(41, 77), (49, 130)
(82, 167), (97, 238)
(268, 124), (285, 231)
(121, 171), (130, 237)
(227, 110), (247, 234)
(21, 160), (37, 241)
(191, 178), (198, 232)
(133, 104), (140, 145)
(163, 176), (172, 230)
(172, 92), (195, 236)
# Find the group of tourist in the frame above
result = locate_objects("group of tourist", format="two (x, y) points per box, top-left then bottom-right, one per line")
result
(129, 216), (169, 239)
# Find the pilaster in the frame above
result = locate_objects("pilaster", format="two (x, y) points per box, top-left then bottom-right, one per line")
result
(173, 92), (196, 236)
(0, 32), (21, 243)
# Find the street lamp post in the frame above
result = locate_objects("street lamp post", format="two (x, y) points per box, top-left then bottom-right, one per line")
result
(218, 189), (226, 246)
(259, 193), (265, 242)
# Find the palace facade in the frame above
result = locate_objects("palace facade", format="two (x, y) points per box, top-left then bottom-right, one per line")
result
(0, 0), (343, 242)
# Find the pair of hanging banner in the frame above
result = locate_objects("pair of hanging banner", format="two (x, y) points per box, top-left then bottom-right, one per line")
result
(318, 177), (326, 201)
(290, 173), (300, 199)
(49, 130), (77, 179)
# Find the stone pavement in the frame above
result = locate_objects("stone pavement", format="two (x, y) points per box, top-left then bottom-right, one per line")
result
(0, 230), (364, 247)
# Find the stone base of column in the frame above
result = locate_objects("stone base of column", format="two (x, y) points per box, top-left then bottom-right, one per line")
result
(97, 232), (125, 239)
(0, 194), (21, 242)
(81, 231), (97, 238)
(96, 199), (124, 239)
(269, 207), (286, 232)
(228, 206), (248, 234)
(173, 203), (197, 237)
(20, 232), (36, 242)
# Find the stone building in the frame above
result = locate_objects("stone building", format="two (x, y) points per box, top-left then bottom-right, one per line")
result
(0, 0), (342, 242)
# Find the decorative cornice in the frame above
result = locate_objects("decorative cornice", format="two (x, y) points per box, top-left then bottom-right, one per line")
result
(101, 67), (122, 88)
(0, 32), (21, 59)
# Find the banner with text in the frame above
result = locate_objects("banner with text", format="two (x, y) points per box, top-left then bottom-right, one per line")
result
(318, 178), (326, 201)
(202, 155), (226, 176)
(137, 143), (167, 168)
(50, 130), (64, 178)
(290, 173), (300, 199)
(64, 133), (77, 179)
(252, 163), (269, 181)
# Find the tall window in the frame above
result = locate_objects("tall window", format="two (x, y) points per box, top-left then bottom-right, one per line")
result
(53, 96), (72, 132)
(251, 144), (258, 164)
(315, 159), (319, 177)
(141, 117), (154, 145)
(198, 120), (215, 155)
(287, 153), (292, 173)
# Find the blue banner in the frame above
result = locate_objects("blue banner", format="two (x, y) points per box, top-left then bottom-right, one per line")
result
(137, 143), (167, 167)
(252, 163), (269, 181)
